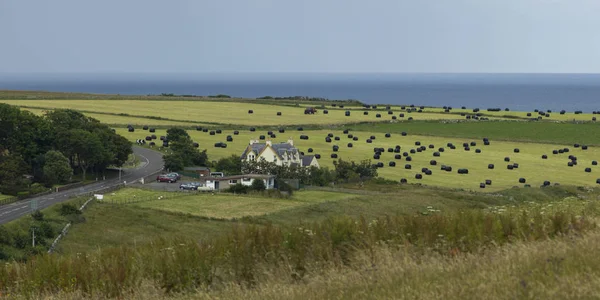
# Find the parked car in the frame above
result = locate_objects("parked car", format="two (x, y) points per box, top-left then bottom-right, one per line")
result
(167, 172), (182, 180)
(157, 174), (177, 183)
(180, 182), (201, 190)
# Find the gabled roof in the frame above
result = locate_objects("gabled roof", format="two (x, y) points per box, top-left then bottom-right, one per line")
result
(302, 155), (315, 167)
(241, 144), (266, 159)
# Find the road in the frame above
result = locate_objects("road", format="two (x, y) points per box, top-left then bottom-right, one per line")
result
(0, 146), (164, 225)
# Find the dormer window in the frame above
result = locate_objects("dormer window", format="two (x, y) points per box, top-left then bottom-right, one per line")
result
(249, 154), (255, 161)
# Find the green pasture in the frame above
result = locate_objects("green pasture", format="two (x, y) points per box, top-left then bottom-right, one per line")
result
(118, 127), (600, 191)
(351, 121), (600, 145)
(100, 188), (357, 220)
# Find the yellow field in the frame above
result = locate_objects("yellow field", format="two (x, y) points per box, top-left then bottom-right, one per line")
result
(23, 107), (202, 127)
(118, 127), (600, 191)
(5, 100), (506, 126)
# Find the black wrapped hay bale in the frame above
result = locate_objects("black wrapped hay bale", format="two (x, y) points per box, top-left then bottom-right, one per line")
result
(347, 143), (353, 148)
(385, 133), (391, 138)
(193, 142), (199, 148)
(406, 156), (412, 161)
(480, 183), (486, 189)
(457, 168), (469, 174)
(226, 136), (233, 142)
(485, 179), (492, 185)
(389, 161), (396, 167)
(504, 157), (510, 162)
(394, 154), (401, 159)
(366, 139), (372, 143)
(415, 173), (422, 179)
(331, 153), (338, 158)
(514, 148), (520, 153)
(585, 168), (592, 173)
(542, 155), (548, 159)
(430, 160), (437, 166)
(308, 148), (313, 153)
(405, 164), (412, 169)
(353, 137), (359, 141)
(277, 112), (282, 116)
(248, 110), (253, 114)
(593, 161), (598, 166)
(519, 178), (526, 183)
(149, 142), (155, 146)
(415, 141), (421, 146)
(488, 164), (494, 169)
(143, 125), (148, 130)
(401, 132), (407, 136)
(475, 149), (481, 153)
(433, 152), (440, 157)
(250, 127), (256, 132)
(128, 127), (134, 132)
(315, 154), (321, 159)
(507, 165), (514, 170)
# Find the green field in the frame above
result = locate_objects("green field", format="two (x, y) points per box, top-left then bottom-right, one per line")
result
(117, 127), (600, 191)
(100, 189), (358, 219)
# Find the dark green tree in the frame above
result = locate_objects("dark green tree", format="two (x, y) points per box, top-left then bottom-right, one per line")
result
(214, 155), (243, 175)
(43, 150), (73, 185)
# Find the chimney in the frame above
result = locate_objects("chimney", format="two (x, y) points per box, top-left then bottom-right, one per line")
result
(249, 139), (259, 145)
(287, 138), (294, 146)
(266, 139), (272, 146)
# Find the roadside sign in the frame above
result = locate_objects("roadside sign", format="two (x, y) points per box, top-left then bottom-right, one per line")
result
(30, 199), (38, 213)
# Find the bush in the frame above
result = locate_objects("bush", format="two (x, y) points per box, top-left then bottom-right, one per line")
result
(39, 222), (55, 239)
(0, 226), (12, 245)
(251, 179), (266, 191)
(29, 183), (48, 195)
(13, 231), (29, 249)
(276, 179), (294, 196)
(16, 191), (30, 199)
(59, 203), (81, 216)
(31, 210), (44, 221)
(226, 183), (249, 194)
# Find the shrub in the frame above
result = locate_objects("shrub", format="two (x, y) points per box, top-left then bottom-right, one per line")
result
(59, 203), (81, 216)
(13, 231), (29, 249)
(251, 179), (266, 191)
(39, 222), (55, 239)
(0, 226), (11, 245)
(31, 210), (44, 221)
(226, 183), (250, 194)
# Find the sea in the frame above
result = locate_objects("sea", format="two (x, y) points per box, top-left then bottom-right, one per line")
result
(1, 73), (600, 112)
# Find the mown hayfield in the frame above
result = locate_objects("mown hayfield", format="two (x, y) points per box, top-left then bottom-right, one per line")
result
(23, 107), (202, 127)
(5, 100), (506, 126)
(100, 188), (358, 219)
(3, 100), (384, 126)
(117, 127), (600, 191)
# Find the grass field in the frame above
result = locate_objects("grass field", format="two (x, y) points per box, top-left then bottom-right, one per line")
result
(99, 189), (358, 219)
(351, 121), (600, 145)
(5, 100), (511, 126)
(117, 127), (600, 191)
(23, 107), (203, 127)
(55, 184), (585, 256)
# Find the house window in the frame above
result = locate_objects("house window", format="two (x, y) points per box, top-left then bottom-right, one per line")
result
(229, 179), (238, 184)
(249, 154), (255, 161)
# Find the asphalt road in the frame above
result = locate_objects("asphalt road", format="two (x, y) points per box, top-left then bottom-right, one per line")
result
(0, 146), (164, 225)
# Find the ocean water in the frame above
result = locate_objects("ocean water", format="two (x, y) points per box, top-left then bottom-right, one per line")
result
(1, 73), (600, 112)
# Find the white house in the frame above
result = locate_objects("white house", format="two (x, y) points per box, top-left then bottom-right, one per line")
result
(240, 138), (320, 168)
(201, 174), (276, 190)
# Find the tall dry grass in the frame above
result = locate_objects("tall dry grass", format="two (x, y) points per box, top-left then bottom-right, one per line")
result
(0, 206), (595, 299)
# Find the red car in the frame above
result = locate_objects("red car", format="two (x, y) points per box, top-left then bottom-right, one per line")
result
(156, 174), (177, 183)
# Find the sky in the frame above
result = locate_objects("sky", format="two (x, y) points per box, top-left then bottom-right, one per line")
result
(1, 0), (599, 74)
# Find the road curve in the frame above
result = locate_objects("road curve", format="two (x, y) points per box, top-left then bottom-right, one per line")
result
(0, 146), (164, 225)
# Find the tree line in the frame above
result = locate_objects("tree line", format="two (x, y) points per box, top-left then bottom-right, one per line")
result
(0, 104), (132, 196)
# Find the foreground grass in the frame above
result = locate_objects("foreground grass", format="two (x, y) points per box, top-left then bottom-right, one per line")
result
(51, 185), (589, 255)
(1, 196), (596, 298)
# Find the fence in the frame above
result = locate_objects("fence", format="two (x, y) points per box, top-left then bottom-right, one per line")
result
(100, 189), (192, 206)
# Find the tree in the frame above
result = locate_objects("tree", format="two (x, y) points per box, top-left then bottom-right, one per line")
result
(0, 152), (29, 195)
(43, 150), (72, 185)
(251, 178), (266, 191)
(59, 129), (108, 181)
(166, 128), (191, 145)
(214, 155), (243, 175)
(163, 153), (186, 172)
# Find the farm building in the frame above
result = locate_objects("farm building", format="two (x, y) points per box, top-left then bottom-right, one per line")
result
(240, 139), (320, 168)
(200, 174), (276, 191)
(182, 166), (211, 177)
